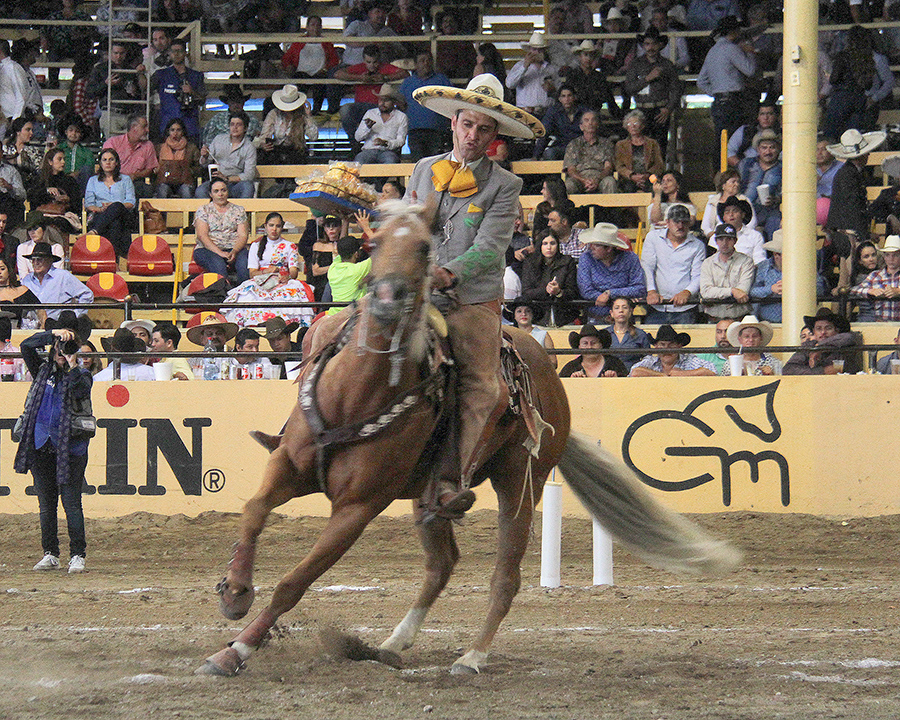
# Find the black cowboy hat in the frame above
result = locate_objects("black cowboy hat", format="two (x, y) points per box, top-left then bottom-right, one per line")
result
(651, 324), (691, 346)
(23, 241), (61, 263)
(100, 327), (146, 354)
(504, 297), (544, 324)
(568, 324), (611, 349)
(637, 26), (668, 46)
(45, 309), (93, 344)
(257, 316), (300, 340)
(803, 307), (850, 333)
(219, 77), (251, 104)
(713, 15), (743, 37)
(716, 195), (753, 224)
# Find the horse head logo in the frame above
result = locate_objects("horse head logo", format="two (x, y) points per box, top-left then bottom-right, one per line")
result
(621, 381), (789, 506)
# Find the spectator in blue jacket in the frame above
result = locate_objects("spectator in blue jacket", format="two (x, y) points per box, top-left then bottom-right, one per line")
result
(398, 51), (451, 161)
(577, 222), (646, 322)
(750, 229), (827, 322)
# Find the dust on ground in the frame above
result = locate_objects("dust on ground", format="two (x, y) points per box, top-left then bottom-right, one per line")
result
(1, 510), (898, 720)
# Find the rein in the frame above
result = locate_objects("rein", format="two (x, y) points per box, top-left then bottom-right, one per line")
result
(356, 292), (417, 387)
(299, 298), (447, 497)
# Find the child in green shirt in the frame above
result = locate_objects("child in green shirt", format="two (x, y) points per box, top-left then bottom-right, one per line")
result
(326, 235), (372, 315)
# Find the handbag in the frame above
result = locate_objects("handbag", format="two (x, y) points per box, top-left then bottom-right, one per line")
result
(70, 393), (97, 439)
(141, 201), (167, 234)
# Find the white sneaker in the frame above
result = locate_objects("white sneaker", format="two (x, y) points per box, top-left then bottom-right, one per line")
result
(33, 553), (60, 571)
(68, 555), (85, 573)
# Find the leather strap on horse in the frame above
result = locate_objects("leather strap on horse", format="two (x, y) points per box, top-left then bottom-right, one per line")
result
(299, 310), (448, 498)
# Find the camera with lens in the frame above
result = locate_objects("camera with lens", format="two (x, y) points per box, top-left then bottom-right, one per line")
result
(56, 337), (80, 355)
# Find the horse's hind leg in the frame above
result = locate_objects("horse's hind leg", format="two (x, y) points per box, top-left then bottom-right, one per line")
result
(452, 456), (544, 675)
(218, 445), (307, 621)
(379, 503), (460, 660)
(199, 500), (381, 676)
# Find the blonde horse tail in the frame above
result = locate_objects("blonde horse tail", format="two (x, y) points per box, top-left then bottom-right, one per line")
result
(558, 432), (742, 576)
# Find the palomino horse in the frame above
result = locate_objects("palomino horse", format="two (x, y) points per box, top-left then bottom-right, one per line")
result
(198, 203), (739, 677)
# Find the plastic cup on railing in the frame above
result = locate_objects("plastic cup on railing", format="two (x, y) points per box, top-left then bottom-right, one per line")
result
(153, 361), (173, 381)
(728, 355), (744, 376)
(891, 359), (900, 375)
(832, 359), (845, 374)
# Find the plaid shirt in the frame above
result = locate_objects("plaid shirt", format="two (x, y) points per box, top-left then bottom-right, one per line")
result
(558, 227), (585, 260)
(630, 353), (715, 375)
(851, 268), (900, 321)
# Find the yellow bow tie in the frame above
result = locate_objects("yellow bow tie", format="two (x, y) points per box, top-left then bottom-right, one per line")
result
(431, 159), (478, 198)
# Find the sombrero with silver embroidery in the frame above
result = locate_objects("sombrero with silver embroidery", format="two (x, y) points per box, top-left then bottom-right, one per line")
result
(413, 73), (545, 139)
(826, 128), (886, 159)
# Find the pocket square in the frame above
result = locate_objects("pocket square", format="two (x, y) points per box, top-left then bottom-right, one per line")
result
(467, 203), (482, 214)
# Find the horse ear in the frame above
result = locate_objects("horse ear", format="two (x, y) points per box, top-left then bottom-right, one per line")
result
(424, 194), (441, 235)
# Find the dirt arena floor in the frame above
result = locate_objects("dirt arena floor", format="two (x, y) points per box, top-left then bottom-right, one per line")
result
(1, 509), (898, 720)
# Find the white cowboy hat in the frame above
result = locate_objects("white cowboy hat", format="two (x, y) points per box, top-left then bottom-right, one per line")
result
(413, 73), (545, 139)
(272, 84), (308, 112)
(881, 153), (900, 179)
(827, 128), (887, 159)
(726, 315), (774, 348)
(392, 58), (416, 71)
(605, 7), (624, 21)
(573, 39), (596, 54)
(882, 234), (900, 253)
(762, 228), (783, 253)
(120, 319), (155, 336)
(523, 31), (547, 49)
(579, 222), (630, 250)
(376, 83), (398, 99)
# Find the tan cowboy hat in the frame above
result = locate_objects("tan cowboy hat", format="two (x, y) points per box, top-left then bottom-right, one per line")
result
(573, 39), (596, 54)
(762, 228), (783, 253)
(376, 84), (399, 99)
(605, 7), (624, 21)
(882, 234), (900, 253)
(393, 58), (416, 71)
(523, 31), (548, 49)
(827, 128), (887, 159)
(881, 153), (900, 179)
(186, 312), (238, 345)
(413, 73), (545, 139)
(272, 84), (308, 112)
(751, 129), (780, 150)
(579, 222), (630, 250)
(120, 319), (155, 336)
(726, 315), (774, 347)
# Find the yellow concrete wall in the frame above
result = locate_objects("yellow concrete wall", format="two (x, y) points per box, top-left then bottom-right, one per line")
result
(1, 376), (898, 518)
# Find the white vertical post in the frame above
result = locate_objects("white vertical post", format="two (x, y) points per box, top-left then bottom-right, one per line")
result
(540, 475), (562, 588)
(592, 518), (614, 586)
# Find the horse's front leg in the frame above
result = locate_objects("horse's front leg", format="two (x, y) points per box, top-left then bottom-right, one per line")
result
(379, 502), (460, 661)
(452, 458), (544, 675)
(218, 444), (311, 621)
(199, 499), (381, 676)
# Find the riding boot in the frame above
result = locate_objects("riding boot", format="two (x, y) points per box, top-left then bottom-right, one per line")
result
(428, 302), (503, 521)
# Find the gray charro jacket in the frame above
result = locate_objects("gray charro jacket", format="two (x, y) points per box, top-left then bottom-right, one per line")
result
(405, 153), (523, 305)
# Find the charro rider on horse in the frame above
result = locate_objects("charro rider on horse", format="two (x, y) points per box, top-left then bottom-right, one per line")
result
(406, 74), (544, 520)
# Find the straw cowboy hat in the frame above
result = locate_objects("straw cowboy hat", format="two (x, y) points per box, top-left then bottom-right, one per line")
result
(272, 84), (307, 112)
(579, 222), (630, 250)
(605, 7), (624, 22)
(523, 31), (548, 49)
(375, 84), (399, 99)
(568, 324), (612, 349)
(751, 128), (780, 150)
(413, 73), (545, 139)
(120, 319), (155, 336)
(186, 312), (239, 345)
(726, 315), (774, 347)
(762, 228), (783, 253)
(827, 128), (887, 160)
(881, 153), (900, 179)
(392, 58), (416, 71)
(573, 40), (596, 54)
(881, 235), (900, 253)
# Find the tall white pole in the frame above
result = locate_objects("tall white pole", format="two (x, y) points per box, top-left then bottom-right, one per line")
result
(540, 475), (562, 588)
(592, 519), (614, 586)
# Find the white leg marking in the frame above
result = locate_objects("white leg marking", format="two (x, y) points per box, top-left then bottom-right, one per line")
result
(230, 641), (254, 661)
(379, 608), (428, 653)
(451, 649), (488, 675)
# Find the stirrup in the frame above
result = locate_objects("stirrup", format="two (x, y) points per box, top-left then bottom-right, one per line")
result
(419, 489), (476, 524)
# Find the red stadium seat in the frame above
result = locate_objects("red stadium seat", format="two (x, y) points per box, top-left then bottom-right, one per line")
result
(127, 235), (174, 275)
(69, 234), (117, 274)
(85, 272), (130, 301)
(188, 247), (204, 277)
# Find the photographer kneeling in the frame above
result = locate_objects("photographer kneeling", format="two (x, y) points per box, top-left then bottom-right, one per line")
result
(14, 312), (94, 573)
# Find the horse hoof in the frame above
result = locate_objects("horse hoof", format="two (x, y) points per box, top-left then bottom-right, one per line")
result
(216, 578), (255, 620)
(195, 647), (243, 676)
(450, 661), (479, 676)
(376, 649), (403, 669)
